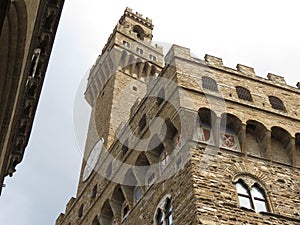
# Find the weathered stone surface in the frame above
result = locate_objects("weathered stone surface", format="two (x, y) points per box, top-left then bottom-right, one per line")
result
(57, 8), (300, 225)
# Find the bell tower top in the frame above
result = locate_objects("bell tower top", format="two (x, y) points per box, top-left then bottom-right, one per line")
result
(86, 7), (164, 107)
(119, 7), (154, 41)
(99, 7), (159, 55)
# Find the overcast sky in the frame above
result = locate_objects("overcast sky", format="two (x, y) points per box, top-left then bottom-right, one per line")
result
(0, 1), (299, 225)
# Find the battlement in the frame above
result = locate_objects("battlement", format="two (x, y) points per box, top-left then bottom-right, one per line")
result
(165, 45), (300, 90)
(122, 7), (153, 29)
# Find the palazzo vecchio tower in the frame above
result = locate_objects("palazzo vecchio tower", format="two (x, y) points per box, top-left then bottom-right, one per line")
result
(56, 7), (300, 225)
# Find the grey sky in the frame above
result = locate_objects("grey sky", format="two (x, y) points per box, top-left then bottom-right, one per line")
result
(0, 1), (299, 225)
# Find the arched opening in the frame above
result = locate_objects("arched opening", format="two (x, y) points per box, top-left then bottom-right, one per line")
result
(92, 216), (100, 225)
(78, 204), (84, 218)
(268, 96), (286, 112)
(220, 113), (242, 151)
(100, 200), (115, 225)
(246, 120), (267, 158)
(194, 108), (216, 143)
(150, 66), (157, 77)
(141, 62), (148, 78)
(296, 134), (300, 168)
(236, 86), (253, 102)
(271, 127), (292, 165)
(91, 184), (97, 199)
(234, 179), (269, 212)
(135, 152), (150, 167)
(154, 194), (173, 225)
(133, 25), (145, 40)
(202, 76), (219, 92)
(135, 153), (155, 186)
(110, 185), (129, 222)
(148, 134), (164, 159)
(123, 168), (138, 187)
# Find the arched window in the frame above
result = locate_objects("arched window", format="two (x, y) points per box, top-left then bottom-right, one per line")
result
(236, 181), (252, 209)
(78, 204), (84, 218)
(100, 200), (116, 225)
(296, 133), (300, 168)
(220, 113), (242, 151)
(122, 201), (130, 220)
(134, 187), (143, 204)
(133, 25), (145, 40)
(268, 96), (286, 112)
(91, 184), (97, 199)
(235, 180), (269, 213)
(155, 196), (173, 225)
(156, 208), (164, 225)
(194, 108), (216, 144)
(236, 86), (253, 102)
(92, 216), (100, 225)
(251, 185), (269, 212)
(165, 198), (173, 224)
(202, 76), (219, 92)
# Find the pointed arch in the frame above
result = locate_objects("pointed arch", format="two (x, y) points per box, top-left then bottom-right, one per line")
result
(100, 200), (114, 225)
(92, 215), (100, 225)
(133, 25), (145, 40)
(233, 175), (270, 213)
(154, 194), (173, 225)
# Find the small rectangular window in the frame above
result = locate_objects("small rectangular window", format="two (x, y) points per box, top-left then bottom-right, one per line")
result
(123, 41), (130, 48)
(136, 47), (143, 55)
(149, 54), (157, 61)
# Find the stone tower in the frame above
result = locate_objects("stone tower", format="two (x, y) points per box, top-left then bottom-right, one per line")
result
(56, 8), (300, 225)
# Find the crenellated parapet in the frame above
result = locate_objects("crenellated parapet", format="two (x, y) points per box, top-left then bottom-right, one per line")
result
(165, 44), (299, 90)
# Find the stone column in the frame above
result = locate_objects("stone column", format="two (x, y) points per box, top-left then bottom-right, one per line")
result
(290, 137), (296, 166)
(213, 116), (221, 148)
(241, 123), (247, 155)
(266, 130), (272, 160)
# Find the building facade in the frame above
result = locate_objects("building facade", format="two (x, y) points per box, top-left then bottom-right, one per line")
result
(56, 8), (300, 225)
(0, 0), (64, 194)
